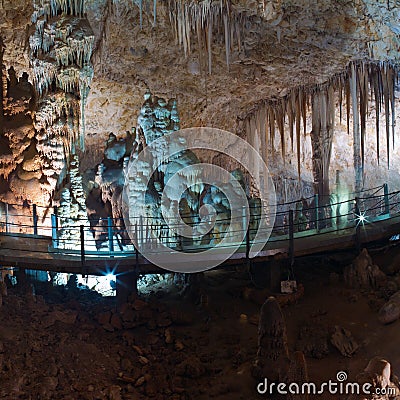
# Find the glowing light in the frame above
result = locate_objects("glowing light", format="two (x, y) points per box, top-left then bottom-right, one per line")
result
(356, 212), (368, 226)
(106, 273), (115, 280)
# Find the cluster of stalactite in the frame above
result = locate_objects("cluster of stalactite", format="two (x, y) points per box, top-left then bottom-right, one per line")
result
(29, 0), (94, 205)
(167, 0), (251, 73)
(31, 0), (85, 23)
(30, 0), (94, 151)
(0, 36), (4, 135)
(243, 60), (398, 194)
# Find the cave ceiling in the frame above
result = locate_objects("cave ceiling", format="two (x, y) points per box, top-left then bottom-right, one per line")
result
(1, 0), (399, 142)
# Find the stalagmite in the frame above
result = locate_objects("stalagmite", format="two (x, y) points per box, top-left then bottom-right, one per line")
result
(286, 351), (309, 400)
(348, 358), (400, 400)
(58, 154), (88, 249)
(252, 296), (290, 382)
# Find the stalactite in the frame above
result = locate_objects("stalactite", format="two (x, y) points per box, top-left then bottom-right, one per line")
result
(259, 106), (267, 165)
(311, 92), (322, 197)
(167, 0), (248, 73)
(287, 92), (294, 152)
(223, 14), (229, 71)
(371, 64), (381, 164)
(242, 60), (398, 192)
(351, 63), (362, 190)
(139, 0), (143, 29)
(345, 76), (351, 136)
(382, 63), (391, 168)
(29, 0), (94, 199)
(275, 101), (286, 161)
(359, 63), (368, 176)
(388, 65), (396, 147)
(295, 88), (301, 177)
(207, 21), (212, 75)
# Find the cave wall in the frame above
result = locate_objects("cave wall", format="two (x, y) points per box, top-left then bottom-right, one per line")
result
(0, 0), (399, 208)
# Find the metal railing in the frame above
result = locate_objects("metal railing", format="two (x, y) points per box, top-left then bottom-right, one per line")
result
(0, 183), (398, 264)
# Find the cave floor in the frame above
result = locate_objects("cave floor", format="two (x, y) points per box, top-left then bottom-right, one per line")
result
(1, 249), (400, 400)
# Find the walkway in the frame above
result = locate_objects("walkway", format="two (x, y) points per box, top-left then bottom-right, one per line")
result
(0, 184), (399, 276)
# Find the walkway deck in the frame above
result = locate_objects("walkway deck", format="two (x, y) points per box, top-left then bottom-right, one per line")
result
(1, 206), (399, 276)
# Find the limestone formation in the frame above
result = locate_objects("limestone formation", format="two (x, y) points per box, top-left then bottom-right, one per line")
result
(347, 357), (400, 400)
(344, 248), (387, 290)
(252, 296), (290, 382)
(378, 290), (400, 324)
(0, 0), (94, 213)
(0, 281), (7, 297)
(30, 0), (94, 201)
(286, 351), (309, 400)
(123, 90), (267, 252)
(1, 0), (400, 210)
(88, 131), (133, 248)
(58, 154), (88, 249)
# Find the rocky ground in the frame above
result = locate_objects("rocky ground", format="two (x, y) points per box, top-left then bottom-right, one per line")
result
(2, 245), (400, 399)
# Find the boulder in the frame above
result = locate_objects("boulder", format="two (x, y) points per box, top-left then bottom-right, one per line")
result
(330, 325), (358, 357)
(378, 301), (400, 325)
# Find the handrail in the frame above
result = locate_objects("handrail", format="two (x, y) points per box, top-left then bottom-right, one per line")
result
(0, 183), (398, 260)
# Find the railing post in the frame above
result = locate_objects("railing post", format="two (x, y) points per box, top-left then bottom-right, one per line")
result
(315, 194), (319, 233)
(80, 225), (85, 268)
(5, 203), (9, 233)
(53, 206), (59, 246)
(288, 209), (294, 266)
(53, 206), (58, 228)
(354, 197), (361, 252)
(135, 223), (139, 265)
(32, 204), (38, 235)
(242, 206), (248, 249)
(51, 214), (57, 248)
(384, 183), (390, 215)
(245, 222), (250, 260)
(139, 216), (144, 249)
(107, 216), (114, 253)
